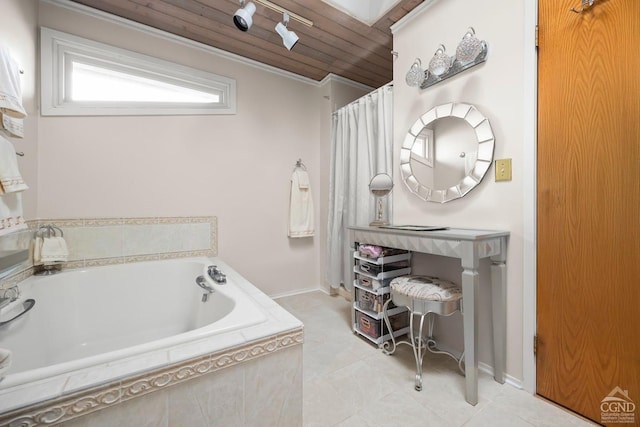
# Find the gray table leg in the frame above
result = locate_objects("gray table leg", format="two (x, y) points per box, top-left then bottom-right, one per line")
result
(461, 266), (479, 406)
(491, 245), (507, 384)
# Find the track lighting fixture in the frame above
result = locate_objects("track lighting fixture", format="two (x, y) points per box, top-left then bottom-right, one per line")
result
(275, 13), (299, 50)
(233, 1), (256, 32)
(232, 0), (312, 50)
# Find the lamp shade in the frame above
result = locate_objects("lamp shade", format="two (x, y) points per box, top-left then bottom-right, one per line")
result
(275, 22), (299, 50)
(233, 2), (256, 31)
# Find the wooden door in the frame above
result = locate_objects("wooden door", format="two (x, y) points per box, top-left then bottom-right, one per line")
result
(537, 0), (640, 424)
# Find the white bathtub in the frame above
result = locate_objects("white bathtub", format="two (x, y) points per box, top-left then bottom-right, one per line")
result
(0, 257), (301, 419)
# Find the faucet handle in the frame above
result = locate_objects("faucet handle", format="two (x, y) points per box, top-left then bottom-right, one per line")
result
(207, 265), (219, 277)
(0, 286), (20, 310)
(0, 285), (20, 301)
(207, 265), (226, 283)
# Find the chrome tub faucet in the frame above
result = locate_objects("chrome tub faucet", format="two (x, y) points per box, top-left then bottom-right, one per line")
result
(195, 266), (227, 303)
(195, 275), (215, 302)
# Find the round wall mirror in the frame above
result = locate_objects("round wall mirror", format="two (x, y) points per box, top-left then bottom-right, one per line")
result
(369, 173), (393, 226)
(400, 102), (494, 203)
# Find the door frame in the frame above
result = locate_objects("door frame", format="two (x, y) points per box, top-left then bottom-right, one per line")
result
(522, 0), (538, 394)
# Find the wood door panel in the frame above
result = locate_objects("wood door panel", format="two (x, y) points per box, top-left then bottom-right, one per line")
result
(537, 0), (640, 424)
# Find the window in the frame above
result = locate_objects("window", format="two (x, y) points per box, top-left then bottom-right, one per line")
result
(410, 128), (434, 167)
(41, 27), (236, 116)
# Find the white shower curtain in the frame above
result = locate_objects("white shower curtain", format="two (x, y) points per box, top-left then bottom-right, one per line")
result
(326, 84), (393, 290)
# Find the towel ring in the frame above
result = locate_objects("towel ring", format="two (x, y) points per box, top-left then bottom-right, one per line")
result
(36, 225), (63, 238)
(294, 158), (307, 171)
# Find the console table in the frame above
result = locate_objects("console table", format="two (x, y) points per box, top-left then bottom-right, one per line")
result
(348, 226), (509, 406)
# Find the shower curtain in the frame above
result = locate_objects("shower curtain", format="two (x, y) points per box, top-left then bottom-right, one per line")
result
(326, 84), (393, 290)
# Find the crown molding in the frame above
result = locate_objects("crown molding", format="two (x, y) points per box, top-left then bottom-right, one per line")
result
(390, 0), (436, 35)
(319, 73), (375, 92)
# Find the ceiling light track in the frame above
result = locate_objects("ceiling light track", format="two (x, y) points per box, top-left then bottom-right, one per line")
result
(254, 0), (313, 28)
(233, 0), (312, 50)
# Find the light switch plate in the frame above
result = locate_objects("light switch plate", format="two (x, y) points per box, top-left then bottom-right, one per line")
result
(495, 158), (512, 181)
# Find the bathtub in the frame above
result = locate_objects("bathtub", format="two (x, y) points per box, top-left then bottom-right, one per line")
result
(0, 257), (303, 424)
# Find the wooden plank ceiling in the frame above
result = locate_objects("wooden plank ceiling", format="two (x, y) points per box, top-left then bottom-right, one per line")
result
(70, 0), (424, 88)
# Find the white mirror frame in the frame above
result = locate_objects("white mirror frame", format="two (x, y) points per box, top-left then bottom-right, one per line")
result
(400, 102), (495, 203)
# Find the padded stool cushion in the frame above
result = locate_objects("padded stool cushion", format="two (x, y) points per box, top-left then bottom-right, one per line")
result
(391, 275), (462, 302)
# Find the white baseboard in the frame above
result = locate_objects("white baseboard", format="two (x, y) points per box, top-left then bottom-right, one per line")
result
(426, 341), (524, 391)
(478, 361), (524, 390)
(270, 285), (354, 301)
(270, 287), (323, 300)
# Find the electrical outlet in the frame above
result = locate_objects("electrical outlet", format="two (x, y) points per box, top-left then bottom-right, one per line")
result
(495, 158), (512, 182)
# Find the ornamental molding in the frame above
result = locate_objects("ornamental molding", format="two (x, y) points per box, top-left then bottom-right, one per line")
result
(0, 328), (303, 427)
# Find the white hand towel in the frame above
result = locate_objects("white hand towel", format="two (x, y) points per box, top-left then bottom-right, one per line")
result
(40, 236), (69, 265)
(296, 169), (309, 189)
(32, 236), (43, 265)
(0, 135), (28, 194)
(1, 113), (24, 138)
(0, 46), (26, 119)
(0, 192), (27, 237)
(0, 348), (12, 377)
(288, 169), (314, 238)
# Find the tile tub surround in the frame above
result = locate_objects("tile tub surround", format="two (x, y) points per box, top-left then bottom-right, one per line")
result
(34, 216), (218, 268)
(0, 253), (304, 426)
(0, 331), (303, 427)
(0, 216), (217, 289)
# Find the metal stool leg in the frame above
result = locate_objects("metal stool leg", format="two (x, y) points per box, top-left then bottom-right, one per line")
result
(381, 299), (399, 354)
(410, 311), (428, 391)
(424, 310), (466, 376)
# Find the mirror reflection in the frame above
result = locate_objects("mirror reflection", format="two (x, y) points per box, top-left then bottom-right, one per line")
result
(400, 103), (494, 203)
(410, 117), (478, 191)
(369, 173), (393, 196)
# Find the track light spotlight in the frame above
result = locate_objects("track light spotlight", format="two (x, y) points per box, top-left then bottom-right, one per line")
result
(233, 1), (256, 32)
(275, 12), (299, 50)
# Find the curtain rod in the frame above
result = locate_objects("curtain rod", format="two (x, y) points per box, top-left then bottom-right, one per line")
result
(331, 84), (393, 116)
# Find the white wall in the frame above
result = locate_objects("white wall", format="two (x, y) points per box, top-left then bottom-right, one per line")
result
(392, 0), (526, 382)
(35, 1), (326, 297)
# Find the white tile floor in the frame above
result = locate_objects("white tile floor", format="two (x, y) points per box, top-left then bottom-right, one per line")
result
(275, 291), (597, 427)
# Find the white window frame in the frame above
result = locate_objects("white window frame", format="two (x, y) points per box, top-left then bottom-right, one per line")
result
(40, 27), (236, 116)
(410, 128), (434, 168)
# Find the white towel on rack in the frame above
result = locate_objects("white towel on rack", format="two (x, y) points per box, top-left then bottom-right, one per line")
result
(1, 113), (24, 138)
(288, 169), (314, 238)
(0, 46), (26, 119)
(0, 192), (27, 237)
(39, 236), (69, 265)
(0, 135), (28, 194)
(296, 170), (309, 189)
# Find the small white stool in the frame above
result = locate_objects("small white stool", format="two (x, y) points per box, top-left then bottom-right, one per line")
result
(382, 275), (465, 391)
